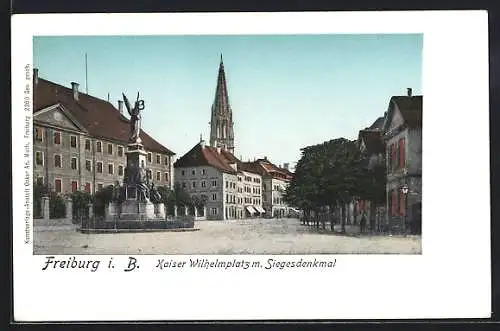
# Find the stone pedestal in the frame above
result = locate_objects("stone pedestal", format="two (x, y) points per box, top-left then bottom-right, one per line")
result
(155, 203), (166, 219)
(119, 199), (156, 221)
(66, 198), (73, 220)
(42, 196), (50, 220)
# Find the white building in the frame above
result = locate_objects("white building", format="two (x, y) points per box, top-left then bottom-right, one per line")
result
(174, 140), (263, 220)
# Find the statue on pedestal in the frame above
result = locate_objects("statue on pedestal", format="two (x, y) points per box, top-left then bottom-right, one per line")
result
(150, 182), (162, 204)
(123, 92), (145, 143)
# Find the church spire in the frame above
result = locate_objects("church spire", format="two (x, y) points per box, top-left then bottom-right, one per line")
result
(210, 54), (234, 154)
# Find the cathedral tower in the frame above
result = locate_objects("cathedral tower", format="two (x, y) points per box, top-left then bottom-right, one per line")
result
(209, 55), (235, 154)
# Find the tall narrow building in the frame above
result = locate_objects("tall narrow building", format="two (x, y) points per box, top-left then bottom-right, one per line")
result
(209, 55), (235, 154)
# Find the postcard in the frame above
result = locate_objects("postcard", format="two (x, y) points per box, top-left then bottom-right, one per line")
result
(12, 11), (490, 321)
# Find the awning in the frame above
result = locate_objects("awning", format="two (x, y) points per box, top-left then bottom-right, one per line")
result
(246, 206), (257, 214)
(255, 206), (266, 213)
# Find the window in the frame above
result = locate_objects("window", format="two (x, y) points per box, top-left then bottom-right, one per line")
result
(97, 183), (103, 191)
(147, 170), (152, 179)
(147, 153), (152, 162)
(118, 146), (124, 157)
(118, 165), (124, 176)
(164, 172), (169, 181)
(399, 138), (406, 168)
(54, 155), (62, 168)
(71, 157), (77, 170)
(85, 139), (91, 150)
(192, 181), (196, 188)
(84, 160), (91, 171)
(54, 179), (62, 193)
(164, 157), (169, 165)
(71, 181), (78, 193)
(212, 193), (217, 201)
(36, 176), (44, 186)
(211, 208), (217, 215)
(390, 143), (397, 170)
(96, 141), (102, 152)
(108, 163), (114, 175)
(53, 131), (61, 145)
(35, 127), (44, 141)
(156, 154), (161, 164)
(85, 182), (91, 193)
(70, 135), (77, 148)
(157, 172), (161, 181)
(201, 181), (206, 188)
(191, 169), (195, 176)
(107, 143), (113, 155)
(182, 182), (186, 188)
(202, 169), (206, 175)
(226, 181), (228, 189)
(97, 162), (103, 173)
(226, 194), (229, 203)
(212, 180), (217, 187)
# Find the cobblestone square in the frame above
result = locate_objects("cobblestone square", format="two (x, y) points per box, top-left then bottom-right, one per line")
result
(34, 218), (421, 255)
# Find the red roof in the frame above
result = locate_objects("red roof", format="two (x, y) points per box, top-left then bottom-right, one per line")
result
(33, 77), (175, 155)
(243, 159), (293, 181)
(174, 143), (239, 174)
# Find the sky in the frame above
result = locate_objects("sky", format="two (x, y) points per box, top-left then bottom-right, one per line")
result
(33, 34), (422, 170)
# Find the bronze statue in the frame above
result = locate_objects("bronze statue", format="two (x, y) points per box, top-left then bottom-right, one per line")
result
(135, 164), (150, 202)
(122, 92), (145, 143)
(150, 182), (162, 204)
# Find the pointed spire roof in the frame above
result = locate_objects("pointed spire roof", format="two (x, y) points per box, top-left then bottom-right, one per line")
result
(212, 54), (231, 115)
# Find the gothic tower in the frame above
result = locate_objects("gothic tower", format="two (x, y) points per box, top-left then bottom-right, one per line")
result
(209, 55), (235, 154)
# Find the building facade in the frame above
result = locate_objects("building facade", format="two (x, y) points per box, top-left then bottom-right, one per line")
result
(382, 89), (422, 234)
(243, 158), (293, 218)
(174, 140), (263, 220)
(33, 69), (175, 195)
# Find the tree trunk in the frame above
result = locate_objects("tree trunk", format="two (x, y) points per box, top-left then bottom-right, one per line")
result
(370, 201), (376, 233)
(341, 203), (346, 233)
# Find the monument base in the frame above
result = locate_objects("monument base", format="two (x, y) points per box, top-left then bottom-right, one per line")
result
(106, 200), (166, 222)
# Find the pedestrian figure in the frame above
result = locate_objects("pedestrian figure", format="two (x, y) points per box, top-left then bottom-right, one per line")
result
(360, 211), (367, 234)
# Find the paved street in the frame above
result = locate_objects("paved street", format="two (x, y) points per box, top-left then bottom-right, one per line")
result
(33, 218), (421, 255)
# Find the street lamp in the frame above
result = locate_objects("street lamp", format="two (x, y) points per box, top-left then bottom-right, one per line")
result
(402, 184), (409, 234)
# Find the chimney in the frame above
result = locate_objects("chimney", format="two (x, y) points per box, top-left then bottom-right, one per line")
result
(407, 88), (412, 96)
(118, 100), (124, 114)
(71, 82), (79, 101)
(33, 68), (39, 86)
(283, 163), (289, 170)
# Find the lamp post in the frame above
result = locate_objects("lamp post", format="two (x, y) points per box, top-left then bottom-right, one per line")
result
(402, 184), (409, 235)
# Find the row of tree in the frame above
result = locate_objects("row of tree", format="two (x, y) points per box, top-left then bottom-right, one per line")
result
(283, 138), (386, 232)
(33, 181), (206, 220)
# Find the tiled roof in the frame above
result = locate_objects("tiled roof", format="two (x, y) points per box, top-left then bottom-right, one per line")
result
(391, 95), (423, 128)
(358, 129), (384, 155)
(244, 159), (293, 180)
(33, 77), (175, 155)
(174, 143), (238, 174)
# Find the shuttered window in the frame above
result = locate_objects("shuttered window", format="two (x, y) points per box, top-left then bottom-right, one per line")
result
(399, 138), (406, 168)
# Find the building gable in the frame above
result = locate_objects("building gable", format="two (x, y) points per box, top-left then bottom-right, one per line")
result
(387, 104), (405, 132)
(34, 104), (86, 133)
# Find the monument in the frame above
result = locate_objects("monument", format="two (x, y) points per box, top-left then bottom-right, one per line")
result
(105, 93), (166, 224)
